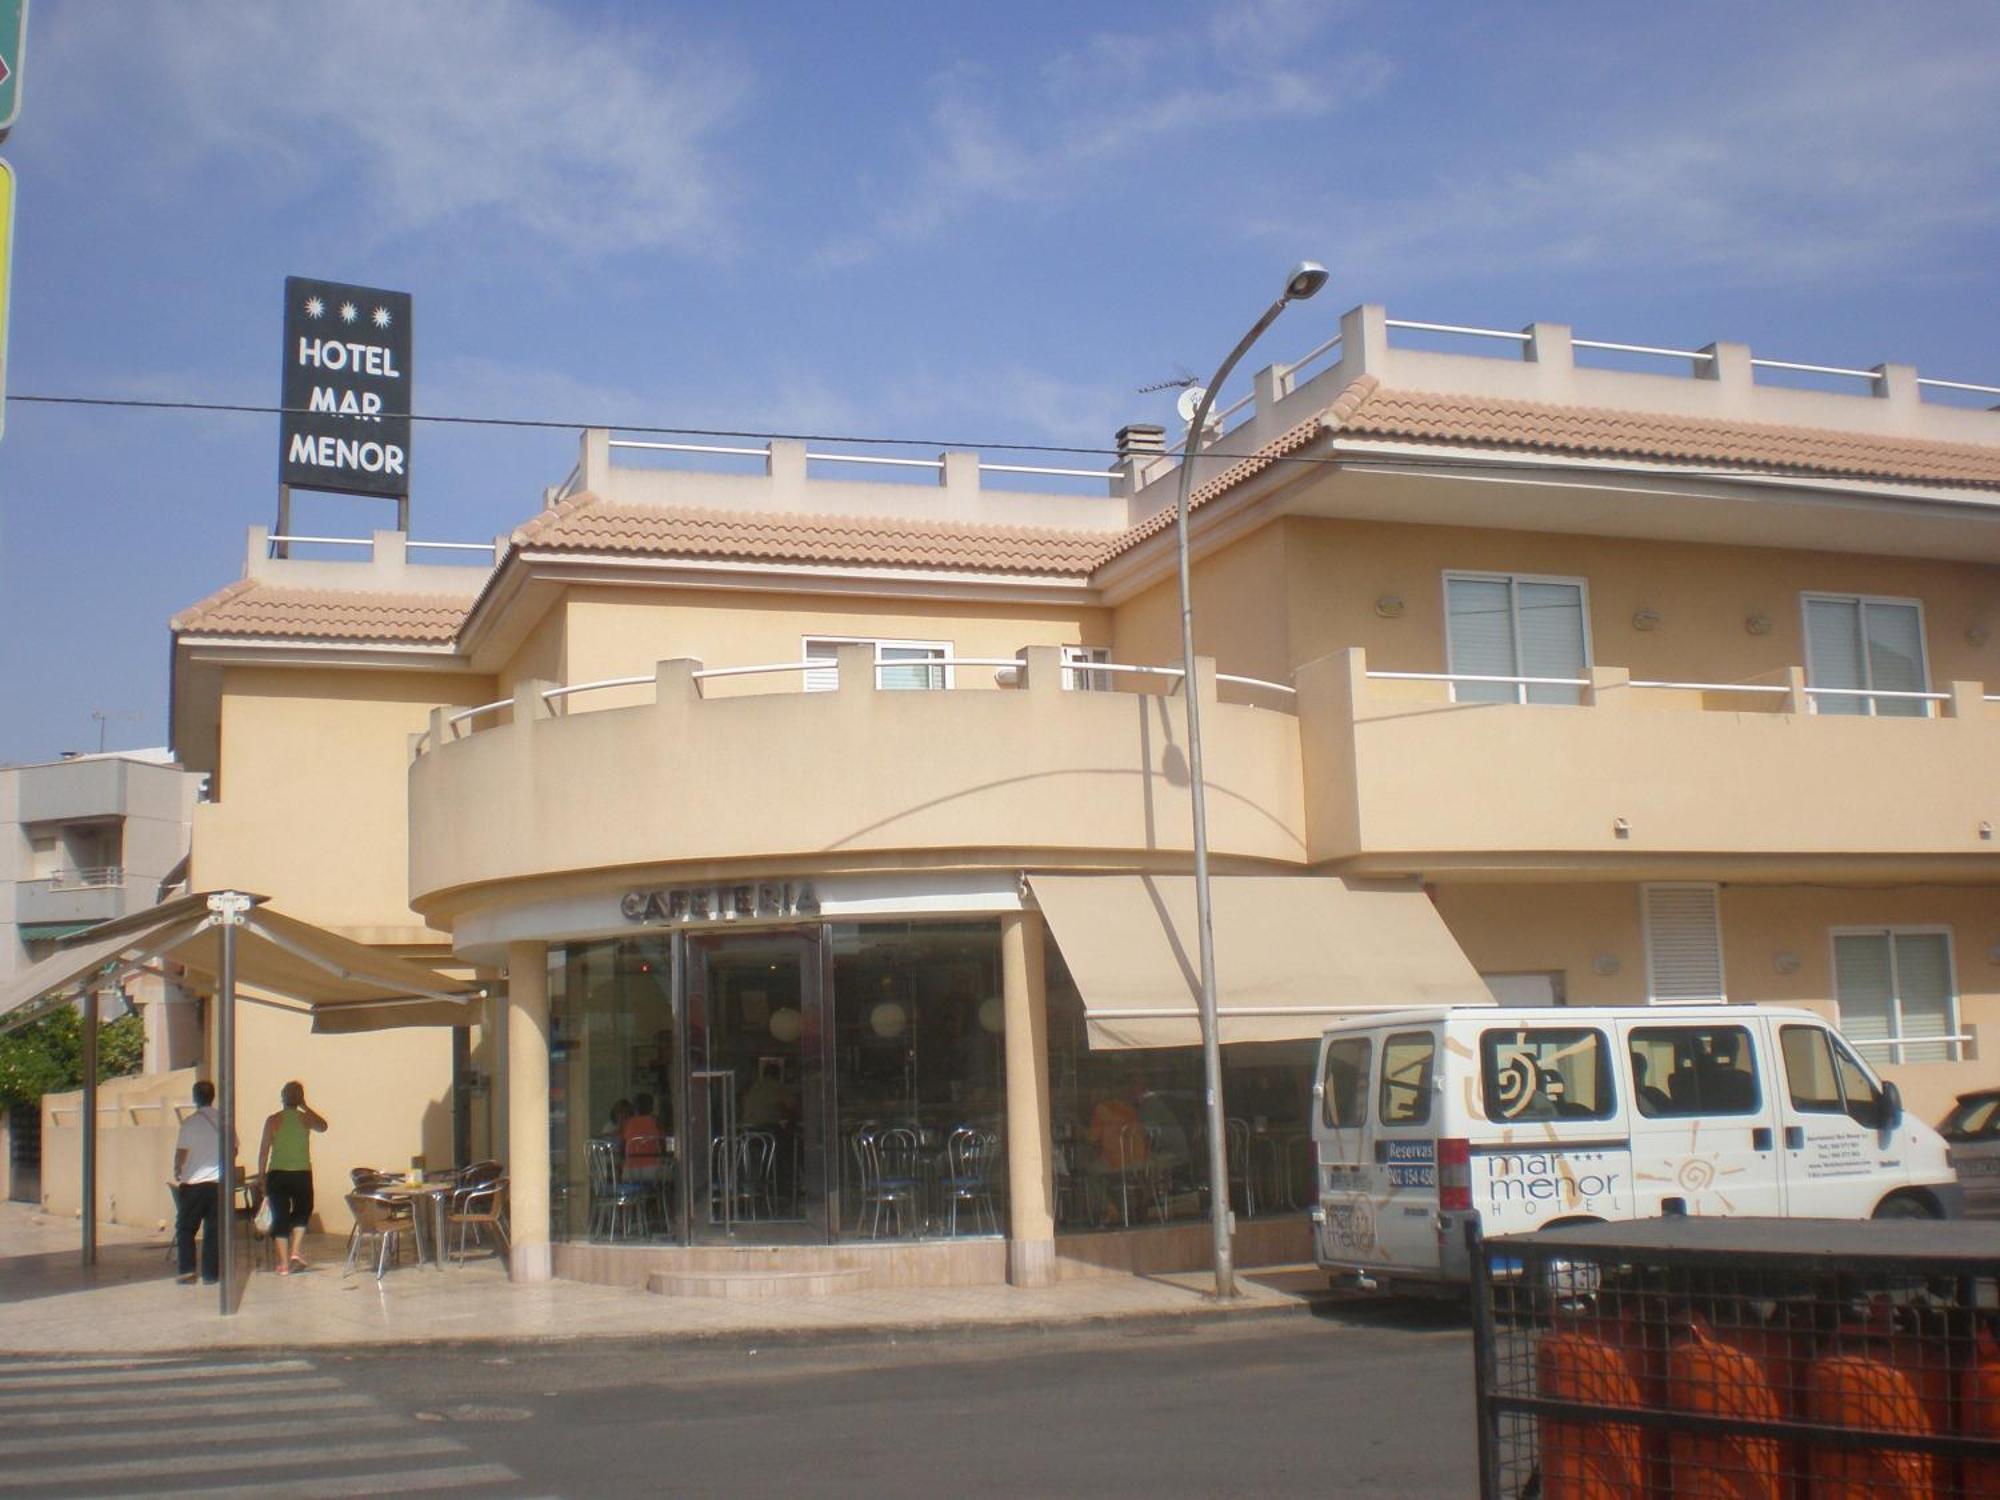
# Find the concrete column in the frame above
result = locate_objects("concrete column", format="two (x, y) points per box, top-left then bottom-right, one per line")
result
(1340, 304), (1389, 376)
(1697, 341), (1754, 398)
(1948, 680), (1983, 720)
(1587, 664), (1632, 710)
(1870, 362), (1921, 414)
(1001, 909), (1056, 1286)
(506, 940), (552, 1284)
(1783, 665), (1809, 716)
(580, 428), (611, 492)
(1018, 644), (1064, 697)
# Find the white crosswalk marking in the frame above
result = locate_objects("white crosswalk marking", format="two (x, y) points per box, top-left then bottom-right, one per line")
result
(0, 1355), (538, 1498)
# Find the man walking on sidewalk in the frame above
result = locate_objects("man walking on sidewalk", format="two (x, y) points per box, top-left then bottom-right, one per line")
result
(172, 1079), (227, 1285)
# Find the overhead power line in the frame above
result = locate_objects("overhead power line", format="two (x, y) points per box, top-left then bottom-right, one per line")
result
(7, 391), (1967, 497)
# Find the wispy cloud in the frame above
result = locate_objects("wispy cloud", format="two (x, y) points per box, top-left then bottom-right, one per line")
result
(817, 0), (1388, 268)
(37, 1), (752, 260)
(1249, 13), (2000, 290)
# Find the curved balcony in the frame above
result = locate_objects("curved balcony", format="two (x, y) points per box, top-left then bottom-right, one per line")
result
(408, 645), (1306, 918)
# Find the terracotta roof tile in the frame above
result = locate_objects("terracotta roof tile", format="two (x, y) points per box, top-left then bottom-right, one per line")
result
(1334, 381), (2000, 491)
(1096, 413), (1331, 564)
(512, 493), (1107, 576)
(171, 582), (469, 644)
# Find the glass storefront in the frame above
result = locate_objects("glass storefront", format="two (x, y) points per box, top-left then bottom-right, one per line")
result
(1043, 933), (1315, 1233)
(550, 920), (1009, 1246)
(547, 915), (1311, 1249)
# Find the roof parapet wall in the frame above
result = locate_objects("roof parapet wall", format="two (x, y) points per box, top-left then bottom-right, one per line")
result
(1129, 304), (2000, 524)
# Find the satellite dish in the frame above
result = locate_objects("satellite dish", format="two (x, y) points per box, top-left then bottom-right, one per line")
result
(1175, 386), (1208, 424)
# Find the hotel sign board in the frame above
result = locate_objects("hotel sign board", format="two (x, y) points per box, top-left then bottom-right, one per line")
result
(279, 275), (412, 498)
(622, 881), (821, 927)
(0, 1), (25, 143)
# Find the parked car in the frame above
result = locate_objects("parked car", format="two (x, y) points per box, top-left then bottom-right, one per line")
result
(1310, 1004), (1961, 1287)
(1941, 1086), (2000, 1218)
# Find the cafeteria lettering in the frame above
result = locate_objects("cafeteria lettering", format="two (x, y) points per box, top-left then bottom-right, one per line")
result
(622, 881), (820, 926)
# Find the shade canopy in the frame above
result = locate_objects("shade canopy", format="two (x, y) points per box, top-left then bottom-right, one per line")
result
(0, 891), (481, 1036)
(1028, 874), (1492, 1050)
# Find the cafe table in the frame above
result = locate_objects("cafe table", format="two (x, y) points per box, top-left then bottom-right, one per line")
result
(369, 1175), (458, 1270)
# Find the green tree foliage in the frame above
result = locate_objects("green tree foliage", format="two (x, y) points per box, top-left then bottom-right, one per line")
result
(0, 1007), (145, 1109)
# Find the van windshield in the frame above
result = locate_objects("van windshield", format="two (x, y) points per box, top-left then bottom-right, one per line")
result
(1479, 1028), (1614, 1122)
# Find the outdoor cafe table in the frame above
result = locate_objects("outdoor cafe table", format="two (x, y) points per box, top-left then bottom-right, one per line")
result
(368, 1177), (457, 1270)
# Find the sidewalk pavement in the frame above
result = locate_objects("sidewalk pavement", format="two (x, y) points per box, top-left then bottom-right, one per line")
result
(0, 1203), (1328, 1356)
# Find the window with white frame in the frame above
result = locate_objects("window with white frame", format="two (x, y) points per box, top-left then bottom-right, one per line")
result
(1643, 884), (1726, 1003)
(1802, 594), (1930, 718)
(802, 636), (952, 693)
(1061, 645), (1111, 692)
(1833, 928), (1959, 1063)
(1444, 572), (1590, 705)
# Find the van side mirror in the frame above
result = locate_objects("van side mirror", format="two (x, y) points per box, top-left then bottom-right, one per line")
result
(1879, 1081), (1903, 1131)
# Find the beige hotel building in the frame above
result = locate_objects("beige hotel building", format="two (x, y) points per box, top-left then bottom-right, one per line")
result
(156, 304), (2000, 1289)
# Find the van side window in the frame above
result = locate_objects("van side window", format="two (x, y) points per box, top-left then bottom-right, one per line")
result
(1480, 1028), (1614, 1122)
(1322, 1037), (1371, 1129)
(1628, 1025), (1760, 1118)
(1831, 1036), (1886, 1130)
(1780, 1025), (1844, 1114)
(1378, 1033), (1435, 1126)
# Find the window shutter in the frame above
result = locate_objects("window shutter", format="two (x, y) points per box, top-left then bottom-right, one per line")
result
(802, 640), (839, 693)
(1863, 602), (1927, 719)
(1516, 581), (1587, 706)
(1805, 597), (1868, 716)
(1446, 577), (1517, 703)
(1832, 933), (1894, 1045)
(1892, 932), (1954, 1062)
(1644, 885), (1725, 1003)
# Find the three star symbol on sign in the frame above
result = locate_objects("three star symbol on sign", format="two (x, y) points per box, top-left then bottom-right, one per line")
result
(302, 296), (392, 330)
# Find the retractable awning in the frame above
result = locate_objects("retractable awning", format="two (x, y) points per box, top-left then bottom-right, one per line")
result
(0, 891), (481, 1035)
(1027, 874), (1491, 1050)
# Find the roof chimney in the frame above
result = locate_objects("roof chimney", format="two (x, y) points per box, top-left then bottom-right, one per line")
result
(1115, 424), (1167, 460)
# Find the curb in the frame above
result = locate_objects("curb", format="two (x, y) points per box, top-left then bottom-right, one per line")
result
(0, 1290), (1324, 1361)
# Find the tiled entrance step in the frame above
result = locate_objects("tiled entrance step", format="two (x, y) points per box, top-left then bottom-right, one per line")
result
(648, 1266), (871, 1299)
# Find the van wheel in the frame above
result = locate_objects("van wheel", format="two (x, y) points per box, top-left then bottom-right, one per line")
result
(1873, 1191), (1940, 1220)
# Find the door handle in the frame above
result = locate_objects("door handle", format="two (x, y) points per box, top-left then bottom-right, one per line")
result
(1374, 1141), (1390, 1165)
(1784, 1126), (1804, 1150)
(1751, 1127), (1773, 1151)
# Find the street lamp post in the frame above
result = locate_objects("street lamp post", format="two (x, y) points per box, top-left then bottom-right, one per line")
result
(1175, 262), (1328, 1301)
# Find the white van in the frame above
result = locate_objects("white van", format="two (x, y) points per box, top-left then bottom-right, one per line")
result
(1309, 1005), (1961, 1287)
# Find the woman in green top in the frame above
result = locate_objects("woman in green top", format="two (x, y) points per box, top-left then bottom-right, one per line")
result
(257, 1081), (328, 1274)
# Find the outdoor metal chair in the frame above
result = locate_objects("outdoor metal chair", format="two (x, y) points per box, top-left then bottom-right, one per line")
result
(342, 1190), (417, 1280)
(445, 1177), (509, 1265)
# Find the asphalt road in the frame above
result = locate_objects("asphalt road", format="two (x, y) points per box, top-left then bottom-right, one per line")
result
(0, 1298), (1476, 1498)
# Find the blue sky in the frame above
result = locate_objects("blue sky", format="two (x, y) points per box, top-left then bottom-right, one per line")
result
(2, 0), (1996, 763)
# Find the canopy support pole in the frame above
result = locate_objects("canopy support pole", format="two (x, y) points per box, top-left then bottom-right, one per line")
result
(210, 892), (252, 1316)
(80, 985), (98, 1270)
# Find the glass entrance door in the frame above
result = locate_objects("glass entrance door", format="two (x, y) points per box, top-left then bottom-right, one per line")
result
(683, 930), (829, 1244)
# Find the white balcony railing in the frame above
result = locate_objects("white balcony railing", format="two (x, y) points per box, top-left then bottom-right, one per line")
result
(43, 865), (124, 891)
(415, 657), (1298, 755)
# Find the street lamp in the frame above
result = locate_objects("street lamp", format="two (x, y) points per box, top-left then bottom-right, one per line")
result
(1174, 261), (1327, 1300)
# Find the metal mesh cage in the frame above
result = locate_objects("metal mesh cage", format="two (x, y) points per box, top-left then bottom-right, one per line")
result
(1469, 1217), (2000, 1499)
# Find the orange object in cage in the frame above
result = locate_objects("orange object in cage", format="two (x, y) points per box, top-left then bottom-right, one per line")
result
(1536, 1323), (1647, 1500)
(1667, 1320), (1785, 1500)
(1966, 1330), (2000, 1500)
(1805, 1349), (1937, 1500)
